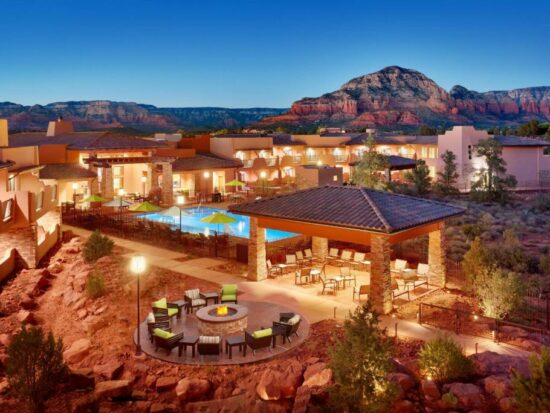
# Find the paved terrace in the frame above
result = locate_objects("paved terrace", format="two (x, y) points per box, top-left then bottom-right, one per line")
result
(65, 225), (529, 358)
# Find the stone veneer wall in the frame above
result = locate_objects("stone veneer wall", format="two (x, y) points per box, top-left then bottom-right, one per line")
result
(428, 223), (447, 288)
(312, 236), (328, 260)
(370, 234), (392, 314)
(198, 316), (248, 336)
(101, 167), (114, 199)
(248, 218), (267, 281)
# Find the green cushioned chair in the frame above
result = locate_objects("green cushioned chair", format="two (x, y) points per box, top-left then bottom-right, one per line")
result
(245, 327), (273, 355)
(221, 284), (238, 304)
(153, 327), (183, 354)
(152, 297), (182, 320)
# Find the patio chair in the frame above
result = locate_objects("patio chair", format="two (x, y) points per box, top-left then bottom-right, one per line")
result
(327, 248), (340, 264)
(153, 328), (183, 355)
(266, 259), (283, 278)
(340, 266), (356, 287)
(220, 284), (238, 304)
(272, 313), (301, 343)
(353, 284), (370, 301)
(402, 268), (428, 291)
(245, 328), (273, 355)
(197, 336), (222, 357)
(334, 250), (353, 266)
(304, 248), (322, 263)
(391, 278), (410, 301)
(184, 289), (207, 313)
(296, 250), (311, 266)
(320, 272), (337, 295)
(146, 313), (170, 343)
(295, 267), (311, 285)
(417, 263), (430, 285)
(350, 252), (371, 271)
(390, 259), (409, 278)
(152, 297), (181, 321)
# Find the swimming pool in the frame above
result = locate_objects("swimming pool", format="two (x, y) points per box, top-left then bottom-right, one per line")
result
(137, 207), (297, 242)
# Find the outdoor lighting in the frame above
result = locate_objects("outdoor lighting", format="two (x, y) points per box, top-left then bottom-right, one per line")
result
(72, 182), (78, 191)
(176, 195), (185, 232)
(426, 375), (433, 381)
(473, 314), (479, 321)
(260, 171), (267, 179)
(141, 176), (147, 183)
(204, 227), (210, 237)
(203, 171), (210, 178)
(130, 255), (146, 356)
(118, 188), (125, 197)
(316, 160), (322, 166)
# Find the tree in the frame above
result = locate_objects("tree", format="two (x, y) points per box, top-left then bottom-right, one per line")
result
(404, 159), (432, 195)
(470, 138), (517, 203)
(352, 135), (388, 189)
(433, 150), (459, 195)
(512, 347), (550, 412)
(328, 301), (396, 412)
(474, 266), (523, 320)
(6, 325), (68, 413)
(462, 237), (490, 292)
(418, 335), (474, 383)
(418, 124), (438, 135)
(517, 119), (542, 136)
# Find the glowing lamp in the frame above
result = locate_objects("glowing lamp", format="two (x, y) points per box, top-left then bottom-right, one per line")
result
(118, 188), (125, 197)
(130, 255), (146, 275)
(141, 176), (147, 183)
(203, 171), (210, 178)
(72, 182), (78, 191)
(260, 171), (267, 179)
(176, 195), (185, 205)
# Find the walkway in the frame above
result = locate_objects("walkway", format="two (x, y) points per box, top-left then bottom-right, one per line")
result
(65, 225), (529, 358)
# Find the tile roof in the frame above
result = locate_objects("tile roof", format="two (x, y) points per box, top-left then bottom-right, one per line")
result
(213, 133), (270, 138)
(229, 185), (464, 234)
(349, 155), (417, 170)
(39, 163), (97, 180)
(171, 154), (243, 171)
(347, 134), (438, 146)
(271, 134), (303, 146)
(0, 160), (15, 170)
(493, 135), (550, 147)
(7, 131), (166, 150)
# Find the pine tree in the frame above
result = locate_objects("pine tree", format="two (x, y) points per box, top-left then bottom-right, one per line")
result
(352, 135), (389, 189)
(434, 150), (459, 195)
(404, 159), (432, 195)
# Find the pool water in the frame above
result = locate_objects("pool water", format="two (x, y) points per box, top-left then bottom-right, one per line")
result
(137, 207), (297, 242)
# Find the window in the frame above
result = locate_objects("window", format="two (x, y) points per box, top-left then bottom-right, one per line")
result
(428, 147), (437, 159)
(113, 177), (122, 190)
(468, 145), (472, 160)
(35, 191), (44, 212)
(173, 174), (181, 189)
(421, 147), (428, 158)
(333, 175), (338, 182)
(7, 175), (15, 192)
(51, 185), (57, 202)
(3, 199), (13, 222)
(113, 166), (123, 176)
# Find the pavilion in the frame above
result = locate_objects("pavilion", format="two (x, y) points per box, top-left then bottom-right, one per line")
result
(229, 186), (465, 314)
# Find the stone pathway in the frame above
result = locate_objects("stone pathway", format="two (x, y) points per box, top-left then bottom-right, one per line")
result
(65, 225), (529, 358)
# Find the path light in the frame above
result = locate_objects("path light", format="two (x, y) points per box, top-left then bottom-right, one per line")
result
(131, 255), (146, 356)
(118, 188), (125, 209)
(177, 195), (185, 232)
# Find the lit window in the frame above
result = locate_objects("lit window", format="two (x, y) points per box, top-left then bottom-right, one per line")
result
(3, 199), (13, 222)
(113, 166), (123, 176)
(421, 147), (428, 158)
(35, 191), (44, 212)
(7, 175), (15, 192)
(113, 177), (122, 190)
(428, 147), (437, 159)
(173, 175), (181, 189)
(51, 185), (57, 202)
(333, 175), (338, 182)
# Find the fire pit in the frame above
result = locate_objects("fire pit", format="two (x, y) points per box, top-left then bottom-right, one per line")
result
(196, 304), (248, 336)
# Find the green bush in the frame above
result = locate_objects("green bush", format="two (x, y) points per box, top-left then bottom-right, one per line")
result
(474, 266), (523, 320)
(6, 325), (68, 413)
(83, 230), (114, 263)
(86, 268), (106, 298)
(512, 347), (550, 412)
(539, 254), (550, 275)
(418, 336), (474, 383)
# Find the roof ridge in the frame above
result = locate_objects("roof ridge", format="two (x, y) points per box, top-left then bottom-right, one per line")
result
(357, 187), (393, 233)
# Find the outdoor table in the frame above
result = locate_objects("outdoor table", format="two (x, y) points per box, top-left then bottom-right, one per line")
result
(173, 300), (187, 318)
(310, 268), (321, 283)
(178, 336), (199, 358)
(200, 291), (219, 305)
(334, 276), (345, 290)
(225, 335), (246, 359)
(271, 325), (287, 347)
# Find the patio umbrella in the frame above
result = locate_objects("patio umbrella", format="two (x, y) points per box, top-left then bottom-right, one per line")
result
(129, 201), (162, 212)
(79, 194), (107, 203)
(226, 179), (246, 187)
(103, 198), (133, 208)
(159, 206), (191, 231)
(200, 212), (237, 256)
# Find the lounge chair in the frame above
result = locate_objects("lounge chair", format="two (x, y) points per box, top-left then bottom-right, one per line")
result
(153, 328), (183, 355)
(334, 250), (353, 266)
(340, 266), (356, 287)
(266, 259), (283, 278)
(296, 250), (310, 266)
(245, 328), (273, 355)
(391, 278), (410, 301)
(304, 248), (322, 263)
(184, 289), (207, 313)
(390, 259), (408, 278)
(146, 313), (170, 343)
(152, 297), (181, 321)
(353, 284), (370, 301)
(272, 313), (301, 343)
(402, 268), (428, 290)
(220, 284), (238, 304)
(295, 267), (311, 285)
(197, 336), (222, 357)
(320, 272), (337, 295)
(327, 248), (340, 264)
(351, 252), (371, 271)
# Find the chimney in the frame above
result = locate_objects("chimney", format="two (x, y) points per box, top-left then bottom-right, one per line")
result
(46, 117), (74, 137)
(0, 119), (8, 147)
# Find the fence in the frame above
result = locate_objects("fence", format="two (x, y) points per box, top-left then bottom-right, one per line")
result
(61, 206), (239, 260)
(418, 302), (550, 348)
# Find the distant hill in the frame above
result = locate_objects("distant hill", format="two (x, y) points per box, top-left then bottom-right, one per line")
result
(258, 66), (550, 129)
(0, 100), (287, 132)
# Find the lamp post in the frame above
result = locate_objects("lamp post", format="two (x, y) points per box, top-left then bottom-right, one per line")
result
(141, 176), (147, 197)
(130, 255), (146, 356)
(72, 182), (78, 218)
(176, 195), (185, 232)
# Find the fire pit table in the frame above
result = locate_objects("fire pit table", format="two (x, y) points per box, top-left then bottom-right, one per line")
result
(195, 303), (248, 336)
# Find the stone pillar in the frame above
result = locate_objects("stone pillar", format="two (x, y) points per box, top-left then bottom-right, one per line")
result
(428, 222), (447, 288)
(370, 234), (392, 314)
(88, 165), (99, 195)
(0, 225), (38, 269)
(248, 217), (267, 281)
(312, 236), (328, 260)
(150, 164), (161, 192)
(161, 163), (173, 205)
(101, 166), (114, 199)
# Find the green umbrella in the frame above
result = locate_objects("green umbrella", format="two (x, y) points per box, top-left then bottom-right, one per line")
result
(200, 212), (237, 257)
(226, 179), (246, 187)
(129, 201), (162, 212)
(79, 194), (107, 203)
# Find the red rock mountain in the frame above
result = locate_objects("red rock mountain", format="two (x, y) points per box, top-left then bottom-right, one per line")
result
(259, 66), (550, 128)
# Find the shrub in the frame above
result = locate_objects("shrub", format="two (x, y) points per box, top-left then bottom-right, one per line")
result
(6, 325), (68, 413)
(328, 301), (397, 412)
(512, 347), (550, 412)
(86, 268), (106, 298)
(83, 230), (114, 263)
(475, 266), (523, 320)
(418, 335), (474, 383)
(532, 193), (550, 212)
(539, 254), (550, 275)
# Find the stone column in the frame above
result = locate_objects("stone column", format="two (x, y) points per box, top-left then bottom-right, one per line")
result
(161, 163), (173, 205)
(248, 217), (267, 281)
(428, 222), (447, 288)
(312, 236), (328, 260)
(101, 166), (114, 199)
(88, 165), (99, 194)
(150, 164), (161, 192)
(370, 234), (392, 314)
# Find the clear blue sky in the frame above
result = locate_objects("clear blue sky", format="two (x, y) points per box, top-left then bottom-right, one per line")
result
(1, 0), (549, 108)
